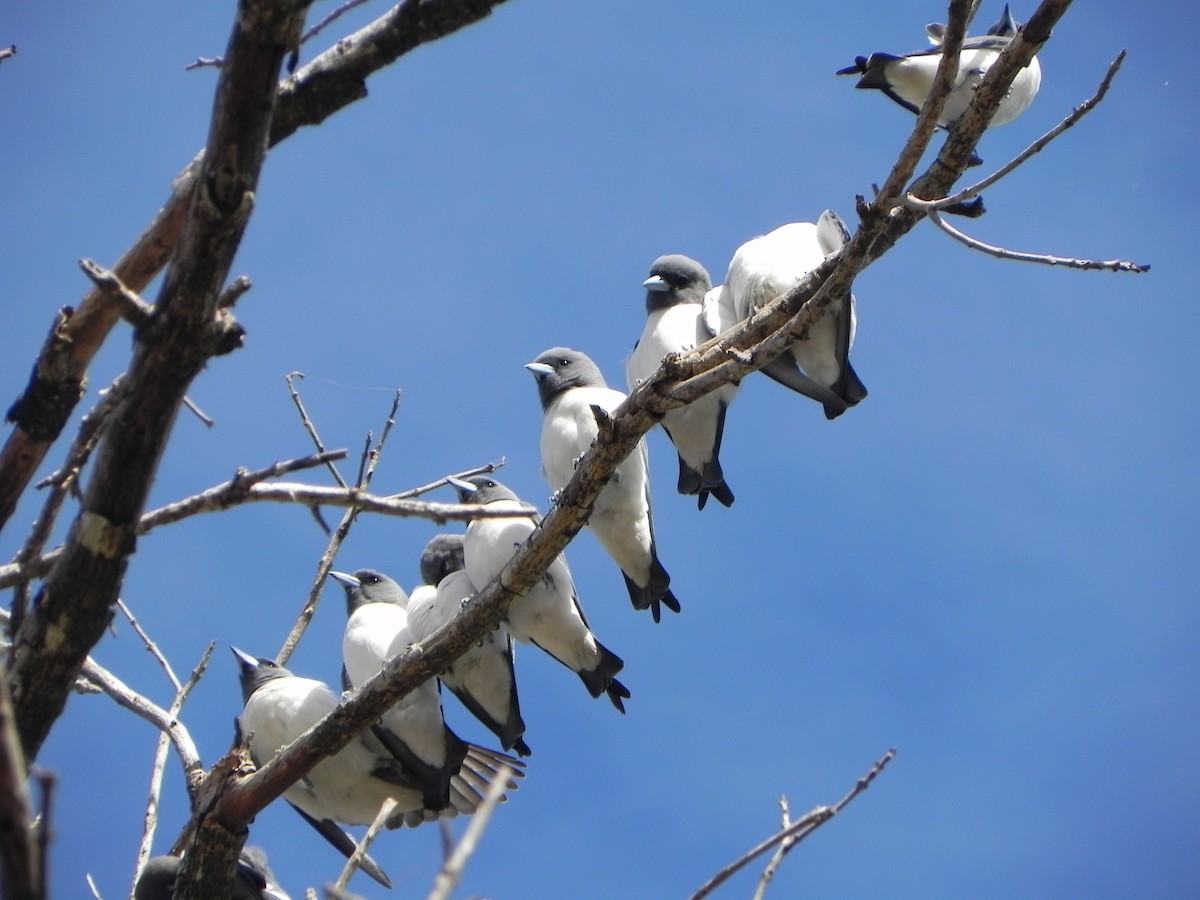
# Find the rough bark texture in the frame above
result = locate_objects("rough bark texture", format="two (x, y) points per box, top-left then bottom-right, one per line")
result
(0, 0), (512, 536)
(7, 0), (311, 766)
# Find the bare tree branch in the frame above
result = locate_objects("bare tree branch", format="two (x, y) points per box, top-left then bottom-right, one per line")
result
(286, 373), (349, 488)
(0, 459), (535, 593)
(332, 798), (397, 894)
(130, 643), (216, 899)
(115, 600), (182, 693)
(301, 0), (372, 47)
(0, 0), (514, 535)
(0, 669), (40, 898)
(908, 196), (1150, 271)
(165, 8), (1087, 885)
(180, 396), (216, 428)
(387, 459), (504, 501)
(276, 390), (401, 666)
(6, 0), (309, 769)
(690, 750), (897, 900)
(76, 658), (204, 795)
(0, 45), (17, 66)
(184, 56), (223, 72)
(930, 50), (1129, 210)
(751, 796), (791, 900)
(874, 0), (971, 205)
(9, 377), (125, 636)
(426, 765), (512, 900)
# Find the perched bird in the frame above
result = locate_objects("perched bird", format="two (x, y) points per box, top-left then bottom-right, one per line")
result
(330, 568), (467, 811)
(135, 847), (290, 900)
(451, 474), (630, 711)
(526, 347), (681, 621)
(232, 649), (521, 889)
(836, 4), (1041, 130)
(703, 211), (867, 420)
(405, 534), (531, 757)
(627, 254), (739, 510)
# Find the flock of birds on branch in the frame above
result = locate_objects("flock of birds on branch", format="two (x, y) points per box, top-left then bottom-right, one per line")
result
(136, 7), (1041, 896)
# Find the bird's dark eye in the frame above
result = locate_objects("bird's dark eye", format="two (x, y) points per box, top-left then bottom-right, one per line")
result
(365, 574), (380, 584)
(558, 358), (569, 367)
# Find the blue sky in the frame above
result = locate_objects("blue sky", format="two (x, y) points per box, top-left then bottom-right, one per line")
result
(2, 2), (1197, 897)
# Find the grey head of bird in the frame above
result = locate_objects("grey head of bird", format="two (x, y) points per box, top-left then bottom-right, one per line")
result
(419, 533), (467, 586)
(231, 647), (291, 705)
(642, 254), (712, 312)
(524, 347), (608, 411)
(448, 474), (522, 507)
(328, 568), (408, 615)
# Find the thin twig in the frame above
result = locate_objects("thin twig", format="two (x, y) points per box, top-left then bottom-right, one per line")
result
(181, 396), (216, 428)
(426, 765), (512, 900)
(135, 450), (349, 532)
(910, 199), (1150, 272)
(216, 276), (252, 310)
(0, 483), (531, 593)
(115, 599), (181, 693)
(388, 459), (504, 501)
(286, 372), (348, 488)
(10, 377), (126, 636)
(78, 259), (154, 327)
(76, 658), (204, 794)
(33, 768), (54, 900)
(752, 796), (791, 900)
(132, 642), (216, 894)
(301, 0), (372, 45)
(0, 663), (38, 899)
(86, 873), (104, 899)
(875, 0), (971, 206)
(690, 750), (897, 900)
(924, 50), (1128, 209)
(183, 56), (223, 71)
(333, 798), (397, 892)
(276, 391), (401, 665)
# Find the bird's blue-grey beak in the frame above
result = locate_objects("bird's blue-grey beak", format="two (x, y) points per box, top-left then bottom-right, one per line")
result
(642, 274), (669, 292)
(230, 646), (259, 668)
(328, 570), (360, 589)
(524, 362), (554, 376)
(447, 476), (477, 493)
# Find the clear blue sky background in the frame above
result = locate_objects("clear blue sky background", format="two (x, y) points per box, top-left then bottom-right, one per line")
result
(3, 2), (1197, 898)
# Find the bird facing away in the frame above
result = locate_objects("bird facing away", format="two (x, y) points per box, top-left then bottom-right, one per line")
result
(451, 474), (630, 712)
(330, 568), (468, 812)
(627, 254), (739, 510)
(703, 211), (867, 420)
(406, 534), (531, 756)
(836, 4), (1041, 130)
(134, 848), (290, 900)
(232, 648), (522, 889)
(525, 346), (681, 621)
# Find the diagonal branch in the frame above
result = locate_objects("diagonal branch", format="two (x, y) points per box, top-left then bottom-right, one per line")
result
(0, 465), (534, 592)
(7, 0), (312, 769)
(77, 657), (205, 794)
(276, 390), (399, 666)
(0, 0), (514, 535)
(928, 50), (1128, 210)
(690, 750), (897, 900)
(909, 197), (1150, 272)
(874, 0), (971, 205)
(172, 7), (1093, 884)
(131, 643), (216, 898)
(0, 667), (40, 898)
